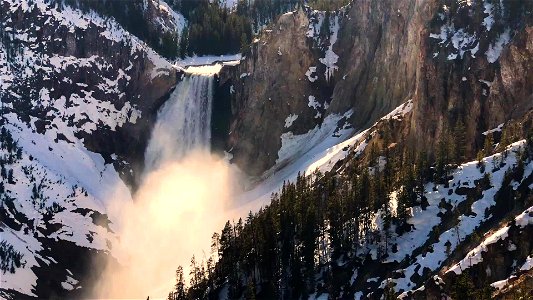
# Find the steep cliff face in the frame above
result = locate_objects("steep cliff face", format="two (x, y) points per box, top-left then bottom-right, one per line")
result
(221, 0), (533, 178)
(329, 0), (434, 129)
(219, 9), (323, 176)
(410, 0), (533, 158)
(218, 0), (434, 176)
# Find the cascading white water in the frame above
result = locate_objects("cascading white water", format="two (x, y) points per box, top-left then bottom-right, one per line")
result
(144, 71), (215, 173)
(93, 64), (241, 299)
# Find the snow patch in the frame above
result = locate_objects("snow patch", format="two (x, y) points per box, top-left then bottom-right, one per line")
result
(319, 15), (340, 81)
(284, 114), (299, 128)
(486, 28), (511, 63)
(305, 66), (318, 82)
(482, 123), (504, 136)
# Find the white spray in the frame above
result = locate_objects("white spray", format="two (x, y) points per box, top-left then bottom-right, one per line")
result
(144, 74), (214, 173)
(93, 65), (243, 299)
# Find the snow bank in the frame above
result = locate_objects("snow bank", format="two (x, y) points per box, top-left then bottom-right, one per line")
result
(176, 54), (242, 68)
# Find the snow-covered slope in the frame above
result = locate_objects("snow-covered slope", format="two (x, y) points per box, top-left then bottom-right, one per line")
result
(239, 100), (413, 212)
(390, 140), (533, 295)
(0, 125), (126, 297)
(0, 0), (180, 297)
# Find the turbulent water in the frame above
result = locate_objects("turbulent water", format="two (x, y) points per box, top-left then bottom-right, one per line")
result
(144, 73), (215, 173)
(93, 66), (240, 298)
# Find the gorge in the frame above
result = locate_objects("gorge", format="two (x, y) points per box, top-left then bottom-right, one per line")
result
(1, 0), (532, 299)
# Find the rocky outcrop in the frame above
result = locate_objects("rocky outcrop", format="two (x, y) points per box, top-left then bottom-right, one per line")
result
(219, 9), (325, 176)
(410, 1), (533, 159)
(221, 0), (533, 177)
(329, 0), (434, 128)
(218, 0), (436, 176)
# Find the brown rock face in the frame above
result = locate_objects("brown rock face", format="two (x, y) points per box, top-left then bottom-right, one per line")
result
(221, 9), (322, 176)
(494, 27), (533, 123)
(410, 12), (533, 160)
(330, 0), (435, 128)
(221, 0), (437, 176)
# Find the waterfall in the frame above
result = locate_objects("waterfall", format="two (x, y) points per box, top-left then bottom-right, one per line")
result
(144, 72), (215, 173)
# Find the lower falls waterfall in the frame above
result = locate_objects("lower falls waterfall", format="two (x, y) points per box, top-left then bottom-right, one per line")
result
(144, 70), (215, 173)
(92, 65), (238, 298)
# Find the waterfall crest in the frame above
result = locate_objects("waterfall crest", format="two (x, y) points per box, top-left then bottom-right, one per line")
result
(144, 72), (215, 173)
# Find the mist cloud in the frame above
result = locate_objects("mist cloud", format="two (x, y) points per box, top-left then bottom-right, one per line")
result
(90, 151), (242, 299)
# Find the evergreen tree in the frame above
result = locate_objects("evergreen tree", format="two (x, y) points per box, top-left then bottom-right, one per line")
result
(173, 266), (186, 300)
(436, 129), (449, 180)
(383, 279), (396, 300)
(454, 120), (467, 163)
(450, 273), (476, 299)
(483, 132), (494, 157)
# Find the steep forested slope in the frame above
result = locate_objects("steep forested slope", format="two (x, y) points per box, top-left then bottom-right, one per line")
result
(171, 0), (533, 299)
(173, 102), (533, 299)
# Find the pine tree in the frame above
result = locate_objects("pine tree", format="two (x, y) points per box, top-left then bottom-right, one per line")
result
(244, 280), (257, 300)
(436, 129), (449, 180)
(189, 255), (198, 287)
(527, 127), (533, 159)
(450, 273), (476, 299)
(240, 32), (249, 52)
(173, 266), (186, 300)
(415, 151), (428, 200)
(383, 279), (396, 300)
(211, 232), (220, 261)
(178, 25), (188, 58)
(483, 132), (494, 157)
(454, 120), (467, 163)
(7, 169), (13, 184)
(444, 240), (452, 258)
(382, 192), (392, 256)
